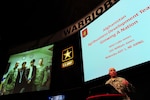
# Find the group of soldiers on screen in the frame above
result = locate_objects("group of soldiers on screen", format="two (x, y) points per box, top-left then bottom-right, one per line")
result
(0, 58), (51, 95)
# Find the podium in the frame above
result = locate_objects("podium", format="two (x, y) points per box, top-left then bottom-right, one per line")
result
(86, 93), (125, 100)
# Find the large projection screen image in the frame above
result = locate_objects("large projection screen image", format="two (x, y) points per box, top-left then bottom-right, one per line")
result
(0, 44), (54, 95)
(80, 0), (150, 82)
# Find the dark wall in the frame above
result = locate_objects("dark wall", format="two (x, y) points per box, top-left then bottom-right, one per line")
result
(0, 41), (9, 80)
(51, 33), (84, 91)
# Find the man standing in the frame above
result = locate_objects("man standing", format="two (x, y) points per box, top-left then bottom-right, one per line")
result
(25, 59), (36, 92)
(2, 61), (19, 95)
(13, 61), (27, 93)
(33, 58), (48, 91)
(105, 67), (135, 100)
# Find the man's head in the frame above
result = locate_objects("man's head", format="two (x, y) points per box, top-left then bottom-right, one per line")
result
(108, 67), (117, 78)
(22, 62), (27, 68)
(15, 61), (20, 68)
(30, 59), (35, 66)
(38, 58), (43, 66)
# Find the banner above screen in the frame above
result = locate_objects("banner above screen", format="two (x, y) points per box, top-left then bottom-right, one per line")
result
(39, 0), (119, 45)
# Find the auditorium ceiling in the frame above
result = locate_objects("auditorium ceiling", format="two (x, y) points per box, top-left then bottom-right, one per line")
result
(1, 0), (103, 47)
